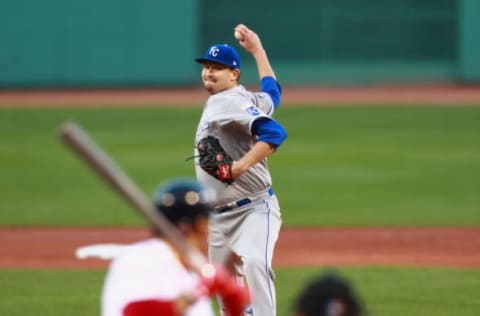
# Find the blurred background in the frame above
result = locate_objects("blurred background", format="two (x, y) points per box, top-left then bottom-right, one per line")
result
(1, 3), (480, 316)
(1, 0), (480, 88)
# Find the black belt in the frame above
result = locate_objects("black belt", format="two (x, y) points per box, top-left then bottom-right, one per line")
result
(214, 188), (274, 214)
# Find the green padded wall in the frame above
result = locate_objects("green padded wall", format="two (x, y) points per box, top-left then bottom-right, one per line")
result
(2, 0), (479, 87)
(200, 0), (458, 85)
(0, 0), (65, 85)
(459, 0), (480, 82)
(0, 1), (198, 87)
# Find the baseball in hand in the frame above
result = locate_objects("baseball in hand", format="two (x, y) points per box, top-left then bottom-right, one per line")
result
(234, 30), (243, 40)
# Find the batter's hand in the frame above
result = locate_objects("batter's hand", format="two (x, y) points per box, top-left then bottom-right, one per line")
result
(197, 264), (251, 316)
(220, 285), (251, 316)
(234, 24), (263, 55)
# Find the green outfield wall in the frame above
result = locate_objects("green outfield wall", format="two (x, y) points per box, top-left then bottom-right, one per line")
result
(459, 0), (480, 82)
(1, 0), (479, 87)
(0, 1), (199, 87)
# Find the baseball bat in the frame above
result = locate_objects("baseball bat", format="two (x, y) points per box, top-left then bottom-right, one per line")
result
(59, 121), (208, 272)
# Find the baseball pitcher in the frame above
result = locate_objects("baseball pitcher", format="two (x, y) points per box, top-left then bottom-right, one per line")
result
(193, 24), (287, 316)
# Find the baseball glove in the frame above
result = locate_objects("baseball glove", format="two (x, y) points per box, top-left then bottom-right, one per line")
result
(196, 136), (234, 184)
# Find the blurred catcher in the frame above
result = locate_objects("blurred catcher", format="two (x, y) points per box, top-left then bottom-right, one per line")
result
(294, 271), (365, 316)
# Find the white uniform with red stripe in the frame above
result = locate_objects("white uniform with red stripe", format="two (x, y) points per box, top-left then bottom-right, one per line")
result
(101, 238), (214, 316)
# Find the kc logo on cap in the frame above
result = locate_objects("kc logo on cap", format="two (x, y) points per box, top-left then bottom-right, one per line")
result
(196, 44), (241, 69)
(209, 46), (220, 57)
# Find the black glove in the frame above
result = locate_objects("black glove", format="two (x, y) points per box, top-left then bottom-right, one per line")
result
(196, 136), (234, 184)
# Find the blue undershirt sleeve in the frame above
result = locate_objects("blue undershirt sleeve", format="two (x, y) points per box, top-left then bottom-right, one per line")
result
(261, 76), (282, 108)
(251, 118), (287, 148)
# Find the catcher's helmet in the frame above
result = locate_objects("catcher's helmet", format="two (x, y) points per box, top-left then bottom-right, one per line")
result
(153, 179), (213, 225)
(295, 271), (364, 316)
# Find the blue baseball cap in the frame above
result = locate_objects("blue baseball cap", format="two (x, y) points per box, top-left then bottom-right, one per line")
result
(195, 44), (241, 69)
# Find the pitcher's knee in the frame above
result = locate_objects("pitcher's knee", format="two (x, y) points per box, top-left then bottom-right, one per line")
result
(243, 257), (273, 280)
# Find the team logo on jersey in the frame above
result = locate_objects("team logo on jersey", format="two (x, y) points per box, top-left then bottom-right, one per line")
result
(246, 106), (261, 116)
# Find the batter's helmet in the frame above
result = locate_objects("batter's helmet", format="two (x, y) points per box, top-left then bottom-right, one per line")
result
(153, 179), (213, 225)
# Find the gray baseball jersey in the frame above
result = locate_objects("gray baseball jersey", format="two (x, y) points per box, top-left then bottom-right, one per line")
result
(194, 85), (281, 316)
(194, 85), (275, 205)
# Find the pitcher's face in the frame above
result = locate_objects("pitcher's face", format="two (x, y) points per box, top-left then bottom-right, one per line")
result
(201, 62), (240, 94)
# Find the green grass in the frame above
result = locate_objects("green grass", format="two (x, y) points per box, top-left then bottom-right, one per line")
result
(275, 106), (480, 226)
(1, 267), (479, 316)
(0, 269), (103, 316)
(0, 108), (201, 226)
(0, 106), (479, 226)
(276, 266), (480, 316)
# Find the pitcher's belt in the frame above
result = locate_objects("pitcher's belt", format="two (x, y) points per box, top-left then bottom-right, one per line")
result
(214, 188), (274, 214)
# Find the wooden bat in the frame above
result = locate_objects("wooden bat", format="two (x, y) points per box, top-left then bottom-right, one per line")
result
(59, 121), (209, 272)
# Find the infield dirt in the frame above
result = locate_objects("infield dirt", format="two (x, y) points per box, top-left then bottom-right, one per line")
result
(1, 227), (479, 269)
